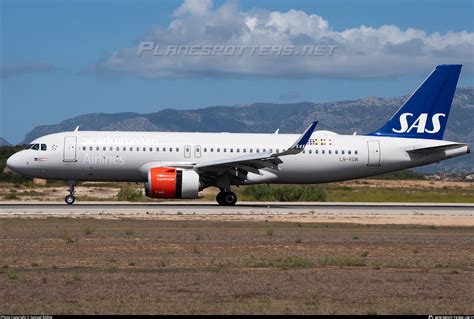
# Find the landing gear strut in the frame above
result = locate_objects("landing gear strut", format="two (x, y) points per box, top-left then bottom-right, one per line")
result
(65, 182), (76, 205)
(216, 190), (237, 206)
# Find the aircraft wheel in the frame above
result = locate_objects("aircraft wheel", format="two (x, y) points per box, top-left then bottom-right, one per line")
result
(216, 191), (237, 206)
(223, 192), (237, 206)
(65, 195), (75, 205)
(216, 192), (225, 205)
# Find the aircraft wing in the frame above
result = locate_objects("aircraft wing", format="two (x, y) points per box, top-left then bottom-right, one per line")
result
(194, 151), (282, 174)
(194, 121), (318, 178)
(139, 121), (318, 181)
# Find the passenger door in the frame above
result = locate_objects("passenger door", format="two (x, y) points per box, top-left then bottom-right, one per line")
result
(367, 140), (381, 166)
(63, 136), (77, 162)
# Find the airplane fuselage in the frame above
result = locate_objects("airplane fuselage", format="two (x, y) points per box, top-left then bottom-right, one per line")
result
(8, 130), (469, 185)
(6, 65), (469, 205)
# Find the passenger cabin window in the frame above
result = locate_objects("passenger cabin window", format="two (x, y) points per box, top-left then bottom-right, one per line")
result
(348, 150), (351, 155)
(355, 150), (358, 155)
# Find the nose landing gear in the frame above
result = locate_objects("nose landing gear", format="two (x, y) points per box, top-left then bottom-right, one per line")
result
(65, 182), (76, 205)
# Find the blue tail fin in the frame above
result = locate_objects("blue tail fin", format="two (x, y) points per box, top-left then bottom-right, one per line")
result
(370, 64), (462, 140)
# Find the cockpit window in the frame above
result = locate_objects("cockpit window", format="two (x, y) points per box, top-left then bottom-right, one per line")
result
(41, 144), (47, 151)
(25, 144), (33, 149)
(31, 144), (40, 150)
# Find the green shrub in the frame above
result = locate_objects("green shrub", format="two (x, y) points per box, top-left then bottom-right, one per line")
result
(242, 185), (326, 202)
(319, 256), (366, 267)
(63, 232), (75, 244)
(117, 186), (144, 201)
(367, 309), (378, 315)
(7, 269), (18, 280)
(246, 256), (312, 269)
(4, 192), (19, 200)
(82, 226), (94, 236)
(367, 169), (425, 180)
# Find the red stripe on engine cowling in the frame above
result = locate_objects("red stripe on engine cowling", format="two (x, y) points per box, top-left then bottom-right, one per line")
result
(150, 167), (177, 198)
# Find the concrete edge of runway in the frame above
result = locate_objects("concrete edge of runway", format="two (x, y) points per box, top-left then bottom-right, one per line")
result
(0, 200), (473, 207)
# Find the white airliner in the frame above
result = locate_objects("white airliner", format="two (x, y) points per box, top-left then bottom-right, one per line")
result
(6, 64), (470, 205)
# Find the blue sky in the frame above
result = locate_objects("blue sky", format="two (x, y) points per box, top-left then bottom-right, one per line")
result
(1, 0), (473, 144)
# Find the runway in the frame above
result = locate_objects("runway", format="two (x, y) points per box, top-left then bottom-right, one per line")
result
(0, 201), (472, 226)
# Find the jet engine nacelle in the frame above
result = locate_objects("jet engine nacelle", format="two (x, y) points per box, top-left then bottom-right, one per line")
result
(145, 167), (200, 199)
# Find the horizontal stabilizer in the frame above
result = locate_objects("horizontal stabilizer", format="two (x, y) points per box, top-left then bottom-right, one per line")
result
(407, 143), (469, 154)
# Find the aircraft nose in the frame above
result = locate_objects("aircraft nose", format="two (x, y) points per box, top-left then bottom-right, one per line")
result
(6, 153), (21, 173)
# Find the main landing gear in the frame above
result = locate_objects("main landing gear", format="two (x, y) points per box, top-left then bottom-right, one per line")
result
(65, 182), (76, 205)
(216, 190), (237, 206)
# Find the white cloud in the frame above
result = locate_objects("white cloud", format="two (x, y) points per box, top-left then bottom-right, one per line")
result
(173, 0), (213, 16)
(89, 0), (474, 79)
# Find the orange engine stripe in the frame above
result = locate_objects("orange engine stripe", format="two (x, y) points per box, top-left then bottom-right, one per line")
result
(150, 167), (177, 198)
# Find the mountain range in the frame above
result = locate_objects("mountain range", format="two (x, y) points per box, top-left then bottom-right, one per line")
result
(0, 138), (11, 146)
(21, 87), (474, 172)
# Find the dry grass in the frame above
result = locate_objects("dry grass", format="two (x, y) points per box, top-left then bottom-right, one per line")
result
(0, 218), (472, 314)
